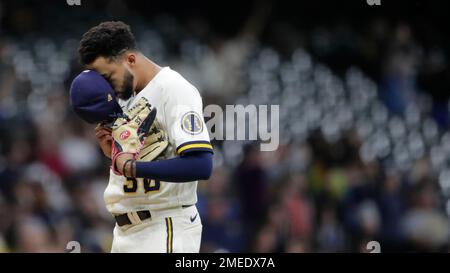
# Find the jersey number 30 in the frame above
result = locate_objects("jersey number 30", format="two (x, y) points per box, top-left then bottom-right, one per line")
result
(124, 178), (161, 193)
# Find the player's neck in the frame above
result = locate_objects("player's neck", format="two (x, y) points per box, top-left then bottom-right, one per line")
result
(135, 57), (161, 94)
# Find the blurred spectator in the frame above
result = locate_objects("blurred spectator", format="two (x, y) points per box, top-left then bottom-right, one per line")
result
(401, 180), (450, 252)
(316, 205), (346, 252)
(201, 196), (243, 253)
(377, 170), (406, 251)
(380, 23), (422, 115)
(233, 144), (269, 250)
(280, 173), (313, 242)
(13, 216), (58, 253)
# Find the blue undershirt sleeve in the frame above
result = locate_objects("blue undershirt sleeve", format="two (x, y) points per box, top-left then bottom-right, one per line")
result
(134, 151), (213, 182)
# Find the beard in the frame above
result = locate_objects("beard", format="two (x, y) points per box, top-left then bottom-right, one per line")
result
(116, 70), (134, 100)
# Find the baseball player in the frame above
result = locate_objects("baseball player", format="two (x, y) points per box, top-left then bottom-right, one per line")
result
(70, 21), (213, 253)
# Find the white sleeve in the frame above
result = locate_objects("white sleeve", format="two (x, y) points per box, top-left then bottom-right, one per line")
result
(164, 80), (213, 156)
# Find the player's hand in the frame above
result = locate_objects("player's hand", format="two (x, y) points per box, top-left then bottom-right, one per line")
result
(95, 123), (113, 159)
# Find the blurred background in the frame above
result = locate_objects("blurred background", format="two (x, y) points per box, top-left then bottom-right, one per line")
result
(1, 0), (450, 252)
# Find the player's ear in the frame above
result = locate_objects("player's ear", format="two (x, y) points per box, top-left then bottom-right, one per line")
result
(125, 52), (136, 67)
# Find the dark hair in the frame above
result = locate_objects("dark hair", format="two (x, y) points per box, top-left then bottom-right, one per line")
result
(78, 21), (137, 65)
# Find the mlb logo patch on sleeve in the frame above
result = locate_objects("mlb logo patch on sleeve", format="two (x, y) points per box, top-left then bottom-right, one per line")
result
(181, 111), (203, 135)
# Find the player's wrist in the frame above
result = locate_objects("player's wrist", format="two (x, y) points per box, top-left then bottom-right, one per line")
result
(123, 159), (136, 177)
(113, 152), (135, 176)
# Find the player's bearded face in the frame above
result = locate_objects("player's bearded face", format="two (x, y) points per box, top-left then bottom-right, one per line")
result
(116, 69), (134, 100)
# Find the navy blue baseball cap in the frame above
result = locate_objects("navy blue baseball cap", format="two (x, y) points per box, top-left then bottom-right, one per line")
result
(69, 70), (123, 124)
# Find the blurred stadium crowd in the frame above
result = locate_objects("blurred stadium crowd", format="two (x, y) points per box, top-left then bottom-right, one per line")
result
(1, 0), (450, 252)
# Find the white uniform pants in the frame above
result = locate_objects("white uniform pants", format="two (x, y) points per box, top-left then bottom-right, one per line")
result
(111, 205), (202, 253)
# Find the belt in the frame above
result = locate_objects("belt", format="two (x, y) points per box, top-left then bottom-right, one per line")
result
(115, 205), (194, 227)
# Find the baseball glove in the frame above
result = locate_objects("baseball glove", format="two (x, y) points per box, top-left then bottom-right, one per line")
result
(111, 97), (168, 175)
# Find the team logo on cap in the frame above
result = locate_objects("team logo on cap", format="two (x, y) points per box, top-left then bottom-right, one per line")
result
(181, 111), (203, 135)
(120, 130), (131, 140)
(107, 94), (113, 102)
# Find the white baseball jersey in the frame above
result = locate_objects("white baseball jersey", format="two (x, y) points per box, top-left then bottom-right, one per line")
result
(103, 67), (213, 214)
